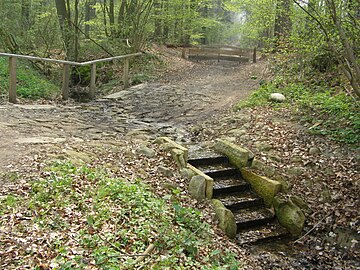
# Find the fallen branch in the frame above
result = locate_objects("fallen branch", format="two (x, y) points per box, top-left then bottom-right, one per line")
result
(294, 212), (333, 244)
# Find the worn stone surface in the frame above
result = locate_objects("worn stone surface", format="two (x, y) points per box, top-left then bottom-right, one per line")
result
(241, 168), (282, 206)
(189, 175), (206, 200)
(273, 195), (305, 236)
(309, 147), (321, 155)
(269, 93), (286, 102)
(211, 199), (237, 239)
(214, 139), (249, 168)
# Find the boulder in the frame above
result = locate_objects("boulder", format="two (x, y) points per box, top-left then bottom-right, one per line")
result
(269, 93), (286, 102)
(214, 139), (250, 168)
(211, 199), (237, 239)
(155, 137), (188, 162)
(273, 195), (305, 236)
(240, 168), (282, 206)
(290, 195), (312, 215)
(138, 145), (156, 158)
(189, 175), (206, 200)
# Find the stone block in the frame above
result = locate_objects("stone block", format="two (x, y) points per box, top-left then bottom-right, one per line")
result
(240, 168), (281, 207)
(171, 149), (187, 168)
(211, 199), (237, 239)
(273, 195), (305, 236)
(189, 175), (206, 200)
(214, 139), (249, 169)
(187, 164), (213, 199)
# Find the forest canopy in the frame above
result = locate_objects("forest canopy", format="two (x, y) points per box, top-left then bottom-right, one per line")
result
(0, 0), (359, 97)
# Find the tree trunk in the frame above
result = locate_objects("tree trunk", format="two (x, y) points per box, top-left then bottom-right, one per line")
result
(274, 0), (292, 48)
(21, 0), (32, 30)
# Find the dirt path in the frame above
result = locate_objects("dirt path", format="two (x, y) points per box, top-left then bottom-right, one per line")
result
(0, 61), (267, 173)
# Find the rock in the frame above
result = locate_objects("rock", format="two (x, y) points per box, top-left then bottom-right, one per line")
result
(138, 145), (156, 158)
(241, 168), (282, 206)
(189, 175), (206, 200)
(291, 156), (303, 163)
(290, 195), (312, 214)
(158, 166), (173, 177)
(233, 113), (252, 123)
(250, 159), (276, 177)
(269, 93), (286, 102)
(65, 150), (93, 164)
(155, 137), (189, 161)
(309, 147), (321, 155)
(227, 129), (247, 136)
(255, 142), (273, 152)
(171, 148), (187, 168)
(180, 168), (196, 179)
(273, 196), (305, 236)
(187, 164), (214, 199)
(214, 139), (250, 168)
(211, 199), (237, 239)
(287, 167), (304, 176)
(268, 153), (282, 163)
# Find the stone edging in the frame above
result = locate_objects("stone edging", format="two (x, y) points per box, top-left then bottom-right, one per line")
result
(214, 139), (306, 236)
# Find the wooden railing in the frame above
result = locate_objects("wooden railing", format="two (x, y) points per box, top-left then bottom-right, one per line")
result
(182, 45), (257, 63)
(0, 52), (143, 103)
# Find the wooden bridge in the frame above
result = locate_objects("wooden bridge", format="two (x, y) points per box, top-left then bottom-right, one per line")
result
(182, 45), (257, 63)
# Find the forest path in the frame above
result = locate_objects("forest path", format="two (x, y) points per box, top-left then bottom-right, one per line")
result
(0, 61), (267, 172)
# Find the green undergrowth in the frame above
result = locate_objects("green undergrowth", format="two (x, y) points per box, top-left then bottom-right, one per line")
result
(0, 57), (59, 100)
(0, 161), (242, 269)
(236, 81), (360, 144)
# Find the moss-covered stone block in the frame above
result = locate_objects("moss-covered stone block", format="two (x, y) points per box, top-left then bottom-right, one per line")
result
(189, 175), (206, 200)
(154, 136), (188, 162)
(187, 164), (213, 199)
(214, 139), (250, 168)
(240, 168), (281, 207)
(171, 148), (187, 168)
(273, 195), (305, 236)
(211, 199), (237, 239)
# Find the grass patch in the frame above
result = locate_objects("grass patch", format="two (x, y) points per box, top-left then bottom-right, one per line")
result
(0, 57), (59, 100)
(0, 160), (242, 269)
(236, 81), (360, 144)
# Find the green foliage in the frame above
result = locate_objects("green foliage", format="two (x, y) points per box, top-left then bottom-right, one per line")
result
(0, 57), (59, 100)
(1, 160), (242, 269)
(237, 81), (360, 144)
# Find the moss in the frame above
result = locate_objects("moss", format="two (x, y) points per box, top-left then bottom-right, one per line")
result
(211, 199), (237, 239)
(214, 139), (250, 168)
(240, 168), (281, 207)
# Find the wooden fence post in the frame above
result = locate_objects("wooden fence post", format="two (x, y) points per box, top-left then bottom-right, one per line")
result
(62, 64), (70, 100)
(9, 57), (17, 103)
(124, 58), (129, 89)
(182, 47), (186, 59)
(90, 63), (96, 99)
(253, 47), (257, 63)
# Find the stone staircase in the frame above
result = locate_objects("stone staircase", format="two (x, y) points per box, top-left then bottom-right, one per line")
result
(188, 151), (289, 245)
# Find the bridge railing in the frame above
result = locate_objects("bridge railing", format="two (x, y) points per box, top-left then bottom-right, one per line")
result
(0, 52), (143, 103)
(182, 45), (257, 63)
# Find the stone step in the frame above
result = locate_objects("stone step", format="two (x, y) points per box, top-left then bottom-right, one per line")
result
(203, 167), (239, 179)
(233, 207), (275, 230)
(214, 191), (263, 210)
(237, 222), (289, 245)
(188, 155), (229, 167)
(213, 177), (250, 196)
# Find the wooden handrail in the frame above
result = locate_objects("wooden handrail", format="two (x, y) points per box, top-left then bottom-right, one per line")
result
(0, 52), (144, 103)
